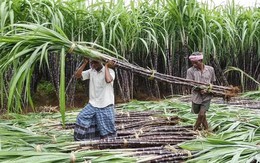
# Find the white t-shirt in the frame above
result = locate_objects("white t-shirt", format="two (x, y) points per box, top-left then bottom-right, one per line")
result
(81, 66), (115, 108)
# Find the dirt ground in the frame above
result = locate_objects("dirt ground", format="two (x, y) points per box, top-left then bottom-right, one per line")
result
(29, 91), (161, 113)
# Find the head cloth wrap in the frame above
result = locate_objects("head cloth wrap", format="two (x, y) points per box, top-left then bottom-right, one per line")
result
(189, 52), (203, 61)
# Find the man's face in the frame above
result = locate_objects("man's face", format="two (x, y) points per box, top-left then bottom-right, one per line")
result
(191, 60), (202, 68)
(90, 60), (102, 70)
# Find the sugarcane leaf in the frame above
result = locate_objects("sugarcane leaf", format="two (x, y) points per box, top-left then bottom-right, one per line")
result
(138, 38), (149, 54)
(225, 121), (241, 132)
(1, 123), (34, 135)
(229, 149), (244, 163)
(187, 147), (238, 162)
(206, 138), (236, 145)
(25, 68), (34, 110)
(59, 47), (66, 126)
(7, 45), (42, 111)
(179, 139), (213, 151)
(39, 42), (50, 68)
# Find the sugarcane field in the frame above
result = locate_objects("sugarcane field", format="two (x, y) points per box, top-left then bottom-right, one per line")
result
(1, 0), (260, 162)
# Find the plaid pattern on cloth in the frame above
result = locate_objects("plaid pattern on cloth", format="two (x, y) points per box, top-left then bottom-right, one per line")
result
(74, 103), (116, 141)
(74, 123), (100, 141)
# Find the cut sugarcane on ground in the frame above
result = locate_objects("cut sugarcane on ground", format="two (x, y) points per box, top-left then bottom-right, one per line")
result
(1, 97), (259, 163)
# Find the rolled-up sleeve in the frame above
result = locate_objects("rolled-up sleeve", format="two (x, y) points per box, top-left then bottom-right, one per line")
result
(82, 70), (91, 80)
(109, 68), (115, 80)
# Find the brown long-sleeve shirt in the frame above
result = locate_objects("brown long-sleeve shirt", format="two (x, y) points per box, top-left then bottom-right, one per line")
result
(186, 65), (216, 104)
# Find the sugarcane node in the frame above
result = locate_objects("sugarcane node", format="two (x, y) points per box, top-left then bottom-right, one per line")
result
(149, 116), (155, 120)
(164, 144), (178, 153)
(183, 149), (192, 158)
(70, 151), (76, 163)
(123, 138), (128, 147)
(35, 144), (42, 152)
(135, 131), (140, 139)
(52, 135), (57, 143)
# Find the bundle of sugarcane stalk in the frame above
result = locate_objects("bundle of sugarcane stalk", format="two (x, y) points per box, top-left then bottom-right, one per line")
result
(100, 55), (240, 99)
(55, 108), (197, 162)
(71, 110), (197, 162)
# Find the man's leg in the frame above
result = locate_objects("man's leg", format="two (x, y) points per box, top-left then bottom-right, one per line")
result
(96, 105), (117, 139)
(194, 118), (202, 131)
(74, 103), (99, 141)
(202, 116), (208, 130)
(198, 109), (207, 130)
(192, 102), (202, 130)
(201, 100), (211, 130)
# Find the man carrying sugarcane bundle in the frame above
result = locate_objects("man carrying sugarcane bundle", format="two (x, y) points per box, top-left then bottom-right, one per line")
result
(186, 52), (216, 131)
(73, 58), (117, 141)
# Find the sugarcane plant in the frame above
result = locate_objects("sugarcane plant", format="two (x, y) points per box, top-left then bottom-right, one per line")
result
(0, 23), (123, 124)
(1, 0), (260, 117)
(0, 23), (242, 125)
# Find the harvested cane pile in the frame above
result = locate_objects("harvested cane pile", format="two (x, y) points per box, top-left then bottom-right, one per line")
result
(98, 55), (240, 99)
(66, 109), (197, 162)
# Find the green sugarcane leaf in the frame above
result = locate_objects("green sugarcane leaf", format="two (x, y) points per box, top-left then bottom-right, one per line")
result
(187, 147), (238, 162)
(230, 149), (244, 163)
(226, 121), (241, 132)
(206, 138), (236, 145)
(59, 47), (66, 126)
(139, 38), (149, 54)
(7, 45), (42, 112)
(25, 68), (34, 111)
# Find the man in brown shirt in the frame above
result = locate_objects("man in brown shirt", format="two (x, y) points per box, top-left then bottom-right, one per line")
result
(186, 52), (216, 130)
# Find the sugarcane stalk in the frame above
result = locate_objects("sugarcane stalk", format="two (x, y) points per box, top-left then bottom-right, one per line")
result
(116, 111), (163, 117)
(116, 119), (179, 130)
(136, 136), (196, 140)
(152, 155), (189, 163)
(79, 138), (193, 149)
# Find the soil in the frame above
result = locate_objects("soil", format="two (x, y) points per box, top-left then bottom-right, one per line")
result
(28, 90), (160, 113)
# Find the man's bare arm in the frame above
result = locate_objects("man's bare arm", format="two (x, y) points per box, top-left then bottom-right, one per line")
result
(75, 58), (88, 79)
(105, 60), (115, 83)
